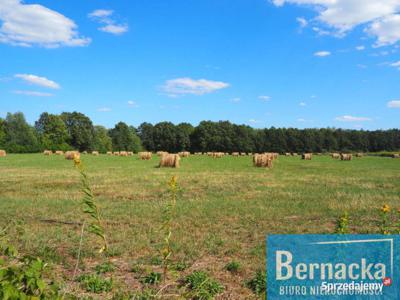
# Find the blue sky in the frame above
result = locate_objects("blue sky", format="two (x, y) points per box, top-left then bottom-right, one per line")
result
(0, 0), (399, 129)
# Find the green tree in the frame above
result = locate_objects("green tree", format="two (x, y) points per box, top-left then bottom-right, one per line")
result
(137, 122), (155, 151)
(93, 126), (112, 153)
(35, 112), (70, 151)
(3, 112), (39, 153)
(153, 122), (178, 152)
(176, 122), (194, 151)
(0, 118), (5, 148)
(109, 122), (141, 152)
(61, 112), (95, 151)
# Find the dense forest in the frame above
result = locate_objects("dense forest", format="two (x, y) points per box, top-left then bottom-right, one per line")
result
(0, 111), (399, 154)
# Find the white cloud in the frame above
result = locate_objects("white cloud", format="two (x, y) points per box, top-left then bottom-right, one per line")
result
(390, 60), (400, 67)
(97, 107), (112, 112)
(387, 100), (400, 108)
(314, 51), (331, 57)
(162, 77), (229, 97)
(0, 0), (90, 47)
(99, 24), (128, 35)
(297, 118), (313, 122)
(12, 90), (54, 97)
(259, 95), (271, 101)
(356, 45), (365, 50)
(89, 9), (128, 35)
(366, 14), (400, 47)
(299, 101), (307, 106)
(88, 9), (113, 18)
(335, 115), (372, 122)
(272, 0), (400, 47)
(230, 97), (241, 103)
(248, 119), (262, 124)
(127, 100), (139, 107)
(297, 17), (308, 28)
(15, 74), (60, 89)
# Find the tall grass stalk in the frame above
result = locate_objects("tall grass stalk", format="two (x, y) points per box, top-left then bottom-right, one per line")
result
(74, 155), (108, 253)
(161, 176), (178, 281)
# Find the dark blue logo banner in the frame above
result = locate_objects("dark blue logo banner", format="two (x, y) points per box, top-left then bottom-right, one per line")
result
(267, 235), (400, 299)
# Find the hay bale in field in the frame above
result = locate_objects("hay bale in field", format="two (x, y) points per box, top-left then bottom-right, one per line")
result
(253, 154), (273, 168)
(332, 153), (340, 159)
(127, 151), (134, 156)
(340, 153), (353, 161)
(194, 152), (202, 155)
(231, 152), (239, 157)
(0, 150), (6, 157)
(212, 152), (224, 158)
(157, 151), (168, 156)
(106, 151), (112, 155)
(302, 153), (312, 160)
(113, 151), (120, 156)
(392, 154), (400, 158)
(178, 151), (190, 158)
(356, 153), (364, 158)
(120, 151), (128, 157)
(82, 151), (88, 155)
(291, 153), (298, 156)
(285, 152), (291, 156)
(138, 151), (152, 160)
(240, 152), (246, 156)
(55, 150), (64, 155)
(159, 154), (180, 168)
(65, 151), (80, 160)
(92, 151), (99, 156)
(43, 150), (52, 156)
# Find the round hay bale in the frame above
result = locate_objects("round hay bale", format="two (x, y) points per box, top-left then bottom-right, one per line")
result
(92, 151), (99, 156)
(178, 151), (190, 158)
(55, 150), (64, 155)
(43, 150), (53, 156)
(159, 154), (180, 168)
(301, 153), (312, 160)
(138, 151), (152, 160)
(253, 154), (273, 168)
(331, 153), (340, 159)
(340, 153), (353, 161)
(0, 150), (7, 157)
(65, 151), (80, 160)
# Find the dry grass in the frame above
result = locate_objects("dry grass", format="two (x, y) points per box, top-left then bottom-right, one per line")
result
(0, 154), (399, 298)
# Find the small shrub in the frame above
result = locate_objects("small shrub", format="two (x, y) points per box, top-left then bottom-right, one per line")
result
(77, 274), (113, 293)
(335, 212), (349, 234)
(0, 256), (60, 299)
(149, 256), (162, 266)
(225, 261), (241, 274)
(246, 270), (266, 296)
(131, 263), (145, 274)
(95, 261), (115, 274)
(184, 271), (224, 300)
(172, 261), (188, 271)
(141, 272), (162, 285)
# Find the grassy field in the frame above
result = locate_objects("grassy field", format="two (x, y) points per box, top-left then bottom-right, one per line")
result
(0, 154), (399, 299)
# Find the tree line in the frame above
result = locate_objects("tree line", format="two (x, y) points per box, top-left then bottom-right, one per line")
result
(0, 112), (399, 154)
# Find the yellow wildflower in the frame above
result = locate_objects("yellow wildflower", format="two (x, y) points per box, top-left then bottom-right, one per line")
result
(382, 204), (390, 213)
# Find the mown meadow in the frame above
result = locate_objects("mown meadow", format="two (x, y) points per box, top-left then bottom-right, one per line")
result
(0, 154), (399, 299)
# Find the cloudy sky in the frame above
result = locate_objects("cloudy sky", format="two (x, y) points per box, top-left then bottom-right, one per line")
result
(0, 0), (399, 129)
